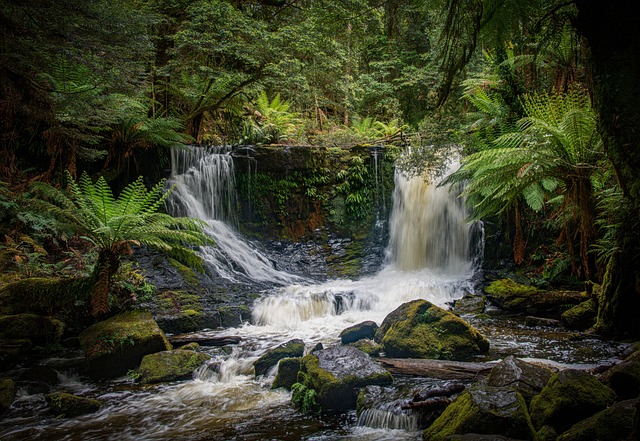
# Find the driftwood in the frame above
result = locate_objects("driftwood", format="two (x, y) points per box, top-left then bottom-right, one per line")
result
(169, 335), (242, 347)
(375, 358), (495, 380)
(412, 383), (466, 402)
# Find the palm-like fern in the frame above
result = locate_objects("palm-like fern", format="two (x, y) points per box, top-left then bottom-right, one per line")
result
(446, 88), (603, 278)
(30, 172), (212, 316)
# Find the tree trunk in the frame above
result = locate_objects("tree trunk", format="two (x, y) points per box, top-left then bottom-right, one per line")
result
(91, 250), (121, 317)
(576, 0), (640, 336)
(375, 358), (494, 380)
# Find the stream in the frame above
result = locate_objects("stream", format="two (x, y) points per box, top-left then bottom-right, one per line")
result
(0, 147), (628, 440)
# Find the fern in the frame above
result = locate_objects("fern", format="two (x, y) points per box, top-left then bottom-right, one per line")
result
(29, 172), (212, 316)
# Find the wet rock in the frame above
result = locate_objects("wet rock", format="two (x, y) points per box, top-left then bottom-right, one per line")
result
(600, 357), (640, 399)
(45, 392), (102, 418)
(168, 334), (242, 347)
(487, 356), (553, 405)
(272, 357), (301, 390)
(529, 369), (616, 433)
(297, 345), (393, 410)
(524, 316), (562, 328)
(79, 309), (172, 379)
(17, 365), (60, 394)
(0, 378), (16, 412)
(0, 313), (65, 346)
(137, 349), (211, 384)
(348, 339), (382, 356)
(375, 300), (489, 360)
(452, 295), (486, 316)
(422, 382), (535, 441)
(556, 398), (636, 441)
(561, 298), (597, 331)
(179, 342), (200, 351)
(484, 278), (588, 318)
(339, 320), (378, 344)
(254, 339), (305, 377)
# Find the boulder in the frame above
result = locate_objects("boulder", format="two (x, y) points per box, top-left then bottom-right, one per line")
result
(452, 295), (486, 316)
(0, 313), (65, 346)
(529, 369), (616, 433)
(17, 365), (60, 394)
(78, 309), (171, 379)
(254, 339), (305, 377)
(348, 339), (382, 356)
(375, 300), (489, 360)
(45, 392), (102, 418)
(339, 321), (378, 344)
(600, 358), (640, 399)
(422, 382), (535, 441)
(486, 356), (553, 404)
(484, 279), (588, 317)
(557, 399), (636, 441)
(272, 357), (301, 390)
(138, 349), (211, 384)
(561, 298), (597, 330)
(297, 345), (393, 410)
(0, 378), (16, 412)
(524, 316), (561, 328)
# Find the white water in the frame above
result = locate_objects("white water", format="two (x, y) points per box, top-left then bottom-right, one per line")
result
(166, 146), (305, 285)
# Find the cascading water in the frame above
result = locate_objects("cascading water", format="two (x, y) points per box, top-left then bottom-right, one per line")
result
(166, 146), (304, 285)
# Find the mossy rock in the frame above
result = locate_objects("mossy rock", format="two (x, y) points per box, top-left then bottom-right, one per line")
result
(272, 357), (301, 390)
(138, 349), (210, 384)
(422, 383), (535, 441)
(452, 295), (486, 316)
(556, 398), (636, 441)
(339, 321), (378, 344)
(529, 369), (616, 433)
(378, 300), (489, 360)
(297, 345), (393, 411)
(348, 339), (382, 356)
(486, 355), (553, 405)
(45, 392), (102, 418)
(0, 277), (93, 330)
(254, 339), (305, 377)
(561, 298), (598, 331)
(600, 358), (640, 399)
(0, 377), (16, 412)
(0, 314), (65, 346)
(79, 309), (172, 379)
(484, 279), (588, 317)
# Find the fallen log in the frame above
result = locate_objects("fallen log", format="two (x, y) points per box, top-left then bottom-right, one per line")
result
(412, 383), (466, 402)
(375, 358), (495, 380)
(169, 334), (242, 347)
(402, 396), (452, 411)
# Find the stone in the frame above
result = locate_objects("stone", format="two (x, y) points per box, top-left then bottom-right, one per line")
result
(524, 316), (561, 328)
(556, 399), (636, 441)
(0, 378), (16, 412)
(561, 298), (597, 330)
(78, 309), (172, 379)
(0, 313), (65, 346)
(45, 392), (102, 418)
(452, 295), (486, 316)
(297, 345), (393, 410)
(254, 339), (305, 377)
(272, 357), (301, 390)
(600, 358), (640, 399)
(422, 383), (535, 441)
(138, 349), (211, 384)
(529, 369), (616, 433)
(339, 320), (378, 344)
(376, 300), (489, 360)
(486, 356), (553, 405)
(484, 278), (588, 317)
(348, 339), (382, 356)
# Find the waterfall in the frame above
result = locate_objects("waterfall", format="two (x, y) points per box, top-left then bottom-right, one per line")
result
(166, 146), (304, 285)
(386, 165), (472, 274)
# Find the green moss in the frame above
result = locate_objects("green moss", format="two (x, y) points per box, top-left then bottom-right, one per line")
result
(45, 392), (102, 418)
(422, 385), (534, 441)
(156, 290), (202, 313)
(254, 339), (305, 377)
(561, 298), (597, 330)
(485, 278), (539, 298)
(138, 349), (210, 384)
(78, 309), (171, 379)
(529, 369), (616, 433)
(348, 339), (382, 356)
(556, 399), (635, 441)
(0, 377), (16, 412)
(167, 258), (202, 289)
(380, 300), (489, 360)
(272, 357), (302, 390)
(0, 314), (65, 346)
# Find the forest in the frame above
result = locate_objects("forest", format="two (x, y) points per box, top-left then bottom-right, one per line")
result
(1, 0), (640, 439)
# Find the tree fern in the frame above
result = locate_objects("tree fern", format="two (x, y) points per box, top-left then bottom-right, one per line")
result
(29, 172), (212, 316)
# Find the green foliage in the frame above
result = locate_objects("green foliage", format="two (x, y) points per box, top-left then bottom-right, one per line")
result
(336, 156), (371, 220)
(28, 171), (211, 315)
(291, 382), (321, 414)
(242, 92), (300, 144)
